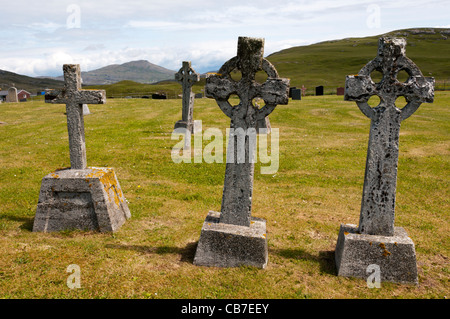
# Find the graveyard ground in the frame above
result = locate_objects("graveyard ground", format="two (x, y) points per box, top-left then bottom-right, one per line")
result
(0, 93), (448, 299)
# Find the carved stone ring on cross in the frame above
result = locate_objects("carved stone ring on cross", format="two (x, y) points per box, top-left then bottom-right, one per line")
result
(206, 55), (288, 122)
(345, 38), (434, 123)
(175, 62), (199, 86)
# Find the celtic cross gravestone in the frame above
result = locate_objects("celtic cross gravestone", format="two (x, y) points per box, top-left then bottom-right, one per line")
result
(193, 37), (289, 268)
(335, 37), (434, 284)
(174, 61), (200, 134)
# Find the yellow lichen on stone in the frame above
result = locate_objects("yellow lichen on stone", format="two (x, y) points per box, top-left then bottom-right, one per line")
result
(86, 167), (124, 207)
(379, 242), (391, 257)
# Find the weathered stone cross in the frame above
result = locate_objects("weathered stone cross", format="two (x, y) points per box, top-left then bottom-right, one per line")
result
(174, 61), (200, 133)
(345, 37), (434, 236)
(205, 36), (290, 227)
(46, 64), (106, 170)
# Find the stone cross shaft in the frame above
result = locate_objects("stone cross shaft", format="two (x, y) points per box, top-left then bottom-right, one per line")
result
(175, 61), (200, 129)
(45, 64), (106, 170)
(345, 37), (434, 236)
(205, 37), (290, 227)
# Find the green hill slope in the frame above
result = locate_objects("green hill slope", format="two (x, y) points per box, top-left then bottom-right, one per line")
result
(266, 28), (450, 94)
(0, 69), (64, 94)
(86, 79), (207, 99)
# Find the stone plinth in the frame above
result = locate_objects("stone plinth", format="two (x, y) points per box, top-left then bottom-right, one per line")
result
(193, 211), (268, 268)
(33, 167), (131, 233)
(335, 224), (418, 284)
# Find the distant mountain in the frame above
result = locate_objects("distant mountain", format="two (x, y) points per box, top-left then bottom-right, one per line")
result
(0, 69), (64, 93)
(46, 60), (176, 85)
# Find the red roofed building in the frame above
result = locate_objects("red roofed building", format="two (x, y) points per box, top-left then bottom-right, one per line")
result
(17, 90), (31, 101)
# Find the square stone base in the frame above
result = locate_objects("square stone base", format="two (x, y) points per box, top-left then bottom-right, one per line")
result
(335, 224), (418, 284)
(193, 211), (268, 268)
(33, 167), (131, 233)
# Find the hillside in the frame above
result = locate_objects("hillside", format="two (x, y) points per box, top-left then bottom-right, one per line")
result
(85, 79), (206, 99)
(266, 28), (450, 94)
(0, 69), (64, 94)
(49, 60), (176, 85)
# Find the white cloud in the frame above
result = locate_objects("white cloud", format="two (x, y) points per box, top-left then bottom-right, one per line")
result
(0, 0), (449, 77)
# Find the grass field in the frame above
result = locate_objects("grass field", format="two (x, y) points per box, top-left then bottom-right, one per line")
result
(0, 92), (448, 299)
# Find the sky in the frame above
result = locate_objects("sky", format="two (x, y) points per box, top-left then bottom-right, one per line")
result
(0, 0), (449, 77)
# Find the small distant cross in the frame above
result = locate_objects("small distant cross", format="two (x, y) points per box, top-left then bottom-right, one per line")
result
(205, 37), (290, 227)
(174, 61), (200, 133)
(46, 64), (106, 170)
(345, 37), (434, 236)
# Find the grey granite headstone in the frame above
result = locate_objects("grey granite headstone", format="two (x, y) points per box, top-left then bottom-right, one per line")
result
(291, 88), (301, 100)
(315, 85), (324, 96)
(82, 104), (90, 115)
(288, 87), (297, 98)
(193, 37), (290, 268)
(335, 37), (435, 284)
(33, 64), (130, 233)
(6, 87), (18, 103)
(174, 61), (201, 134)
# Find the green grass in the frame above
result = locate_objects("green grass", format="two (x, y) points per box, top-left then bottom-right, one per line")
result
(0, 92), (448, 299)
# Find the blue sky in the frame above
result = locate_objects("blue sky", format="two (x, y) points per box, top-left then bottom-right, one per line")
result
(0, 0), (449, 77)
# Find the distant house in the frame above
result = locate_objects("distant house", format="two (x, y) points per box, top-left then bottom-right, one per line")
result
(17, 90), (31, 101)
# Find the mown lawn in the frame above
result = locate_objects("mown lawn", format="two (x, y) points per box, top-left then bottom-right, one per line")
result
(0, 92), (448, 299)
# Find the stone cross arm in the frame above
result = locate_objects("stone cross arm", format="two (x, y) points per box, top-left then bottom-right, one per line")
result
(344, 37), (434, 122)
(46, 64), (106, 105)
(46, 88), (106, 105)
(345, 74), (434, 104)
